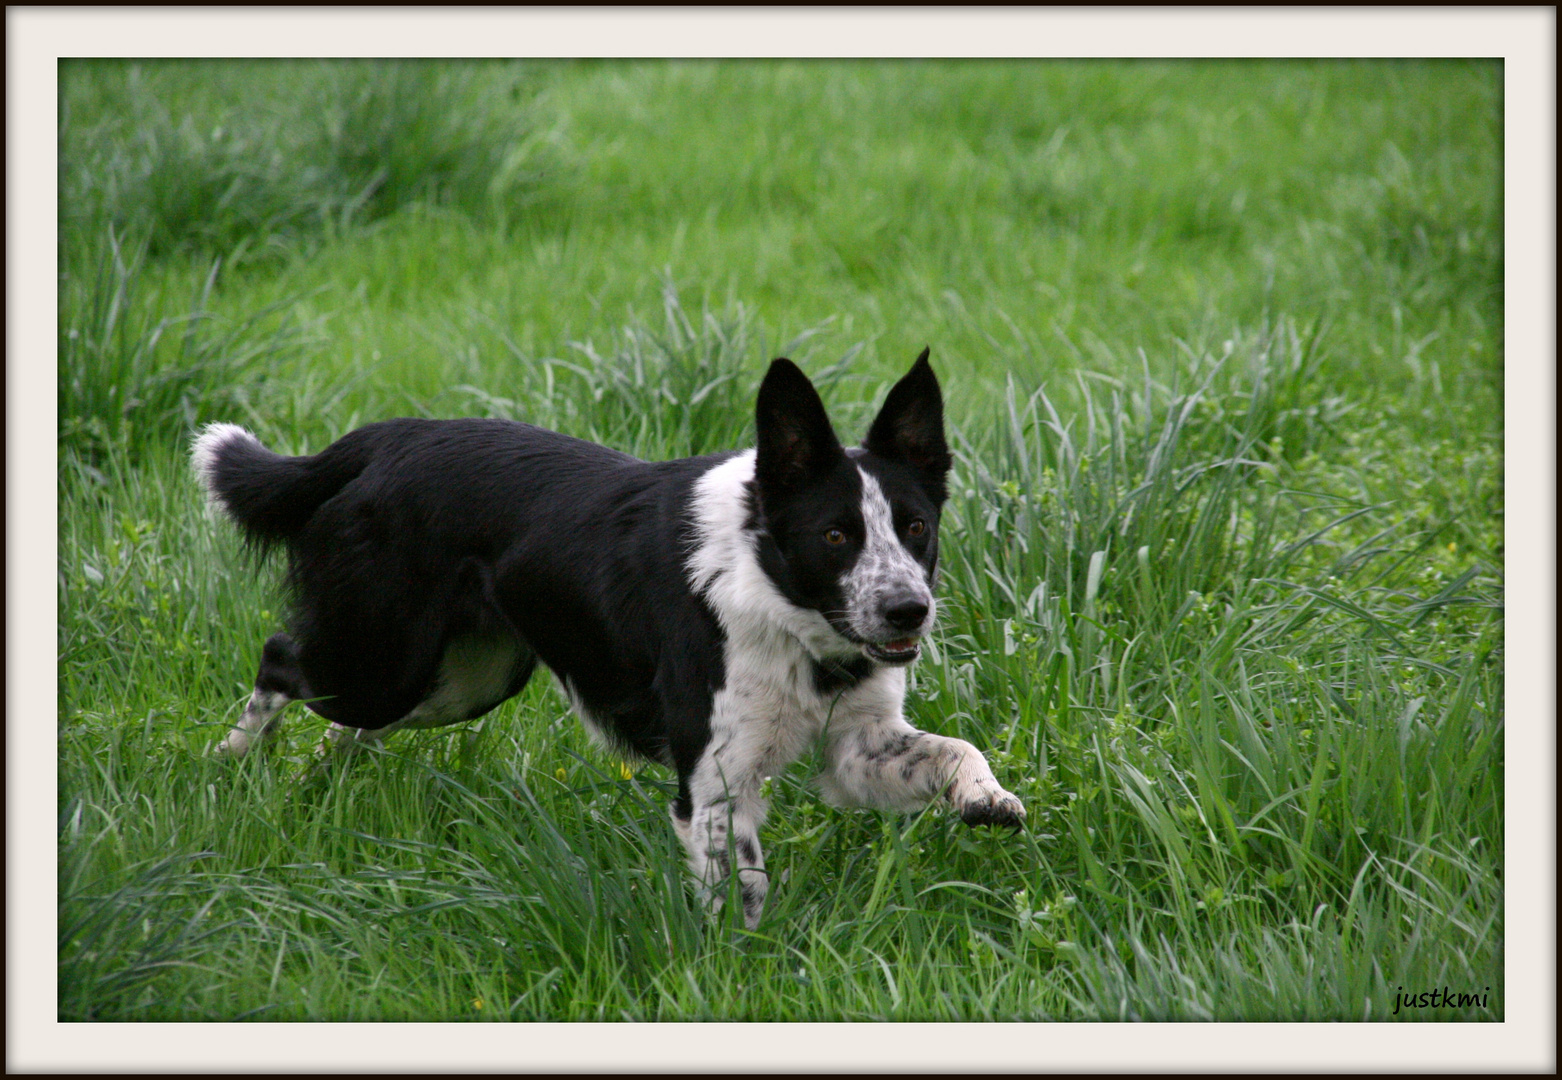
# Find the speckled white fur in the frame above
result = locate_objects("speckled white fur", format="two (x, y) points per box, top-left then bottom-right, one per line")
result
(841, 467), (936, 643)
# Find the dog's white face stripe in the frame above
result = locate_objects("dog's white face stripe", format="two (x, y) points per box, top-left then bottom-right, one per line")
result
(687, 449), (852, 660)
(841, 467), (935, 643)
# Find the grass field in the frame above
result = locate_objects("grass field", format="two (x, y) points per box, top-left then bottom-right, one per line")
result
(56, 59), (1504, 1022)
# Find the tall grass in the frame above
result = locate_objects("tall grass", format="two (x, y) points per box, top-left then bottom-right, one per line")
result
(57, 231), (316, 462)
(57, 60), (559, 458)
(57, 59), (1502, 1022)
(59, 60), (556, 263)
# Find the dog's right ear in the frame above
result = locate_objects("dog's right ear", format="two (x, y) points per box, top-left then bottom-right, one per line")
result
(755, 358), (844, 491)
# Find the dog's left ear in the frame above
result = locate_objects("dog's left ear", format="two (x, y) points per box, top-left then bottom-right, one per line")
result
(865, 348), (952, 492)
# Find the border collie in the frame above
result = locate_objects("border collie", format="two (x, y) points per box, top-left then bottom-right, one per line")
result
(193, 349), (1024, 928)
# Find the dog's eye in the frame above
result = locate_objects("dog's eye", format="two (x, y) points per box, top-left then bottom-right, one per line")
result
(823, 528), (846, 545)
(907, 519), (927, 537)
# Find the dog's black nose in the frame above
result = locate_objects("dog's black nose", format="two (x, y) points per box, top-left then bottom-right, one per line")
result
(883, 596), (930, 632)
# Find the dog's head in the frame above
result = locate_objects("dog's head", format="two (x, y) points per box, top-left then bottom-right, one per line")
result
(752, 348), (952, 665)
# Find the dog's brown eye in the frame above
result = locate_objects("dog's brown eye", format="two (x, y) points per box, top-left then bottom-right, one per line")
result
(907, 519), (927, 537)
(824, 528), (846, 545)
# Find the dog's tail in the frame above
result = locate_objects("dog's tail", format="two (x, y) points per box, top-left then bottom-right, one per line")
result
(191, 423), (370, 550)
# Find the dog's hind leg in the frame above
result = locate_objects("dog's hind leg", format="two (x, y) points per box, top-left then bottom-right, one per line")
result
(217, 633), (309, 758)
(315, 721), (390, 757)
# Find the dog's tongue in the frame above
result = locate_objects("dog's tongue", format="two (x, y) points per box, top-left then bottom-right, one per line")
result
(886, 638), (917, 652)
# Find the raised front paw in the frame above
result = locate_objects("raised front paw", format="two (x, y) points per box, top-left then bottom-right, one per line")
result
(955, 786), (1027, 829)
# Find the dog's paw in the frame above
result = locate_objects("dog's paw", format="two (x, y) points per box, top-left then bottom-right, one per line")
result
(213, 729), (250, 758)
(955, 788), (1026, 830)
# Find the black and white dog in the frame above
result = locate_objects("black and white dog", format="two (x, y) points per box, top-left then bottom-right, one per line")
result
(194, 349), (1024, 927)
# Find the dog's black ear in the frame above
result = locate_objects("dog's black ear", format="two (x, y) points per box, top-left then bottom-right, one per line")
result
(864, 347), (952, 487)
(756, 358), (844, 490)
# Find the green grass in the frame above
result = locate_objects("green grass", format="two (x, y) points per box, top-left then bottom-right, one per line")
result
(58, 59), (1502, 1021)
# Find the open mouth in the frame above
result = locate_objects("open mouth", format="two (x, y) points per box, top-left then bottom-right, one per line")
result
(864, 637), (921, 664)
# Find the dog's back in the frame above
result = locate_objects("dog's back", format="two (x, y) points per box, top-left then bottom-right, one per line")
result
(194, 417), (730, 746)
(195, 417), (645, 553)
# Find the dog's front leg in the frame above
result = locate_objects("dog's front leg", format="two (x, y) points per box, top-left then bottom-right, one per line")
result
(819, 707), (1026, 828)
(672, 723), (776, 931)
